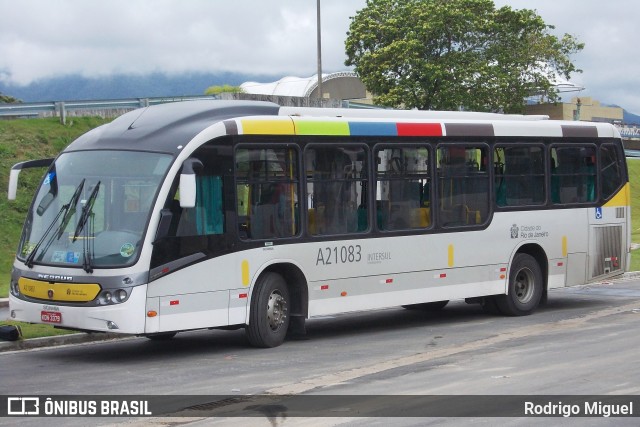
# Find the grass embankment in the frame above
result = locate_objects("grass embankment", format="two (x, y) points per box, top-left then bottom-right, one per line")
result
(1, 117), (640, 339)
(1, 117), (112, 339)
(627, 159), (640, 271)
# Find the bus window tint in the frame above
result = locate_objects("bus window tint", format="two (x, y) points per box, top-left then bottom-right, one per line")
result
(437, 145), (489, 227)
(306, 145), (368, 235)
(551, 145), (596, 204)
(235, 147), (299, 239)
(601, 144), (625, 200)
(375, 146), (431, 231)
(494, 145), (545, 207)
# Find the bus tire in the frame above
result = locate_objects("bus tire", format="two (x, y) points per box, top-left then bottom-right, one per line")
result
(246, 272), (290, 348)
(402, 300), (449, 311)
(496, 253), (543, 316)
(480, 296), (502, 315)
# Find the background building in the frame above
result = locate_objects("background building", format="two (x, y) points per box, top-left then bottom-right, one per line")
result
(525, 97), (623, 122)
(241, 71), (369, 103)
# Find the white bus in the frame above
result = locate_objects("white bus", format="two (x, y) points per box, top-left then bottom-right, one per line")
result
(8, 100), (630, 347)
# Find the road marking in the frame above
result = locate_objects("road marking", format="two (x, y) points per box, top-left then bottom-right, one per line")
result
(266, 301), (640, 395)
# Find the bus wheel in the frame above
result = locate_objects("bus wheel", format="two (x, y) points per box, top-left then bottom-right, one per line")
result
(247, 272), (290, 348)
(497, 253), (543, 316)
(402, 300), (449, 311)
(146, 332), (177, 341)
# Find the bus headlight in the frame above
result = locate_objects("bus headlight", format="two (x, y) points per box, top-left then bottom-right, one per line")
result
(115, 289), (128, 302)
(97, 288), (131, 305)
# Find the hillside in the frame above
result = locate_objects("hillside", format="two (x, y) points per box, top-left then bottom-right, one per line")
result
(0, 72), (280, 102)
(624, 109), (640, 125)
(0, 117), (113, 295)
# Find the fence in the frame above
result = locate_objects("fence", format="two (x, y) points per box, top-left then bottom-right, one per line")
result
(0, 96), (218, 123)
(0, 94), (375, 124)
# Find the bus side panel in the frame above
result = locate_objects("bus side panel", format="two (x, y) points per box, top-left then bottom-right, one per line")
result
(145, 297), (160, 333)
(158, 291), (228, 332)
(147, 255), (243, 332)
(492, 208), (589, 290)
(566, 253), (587, 287)
(307, 272), (505, 317)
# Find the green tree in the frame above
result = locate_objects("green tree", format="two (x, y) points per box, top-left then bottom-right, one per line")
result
(204, 85), (245, 96)
(345, 0), (584, 113)
(0, 92), (21, 103)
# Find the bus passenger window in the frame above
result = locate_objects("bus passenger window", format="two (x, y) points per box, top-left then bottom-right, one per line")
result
(375, 146), (431, 231)
(494, 145), (545, 207)
(305, 145), (368, 235)
(437, 145), (489, 227)
(551, 146), (597, 204)
(601, 144), (624, 200)
(235, 147), (299, 239)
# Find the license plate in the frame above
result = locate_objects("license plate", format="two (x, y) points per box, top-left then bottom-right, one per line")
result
(41, 311), (62, 324)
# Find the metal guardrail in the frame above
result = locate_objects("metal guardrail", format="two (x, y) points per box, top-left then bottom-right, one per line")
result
(0, 95), (377, 123)
(0, 95), (219, 122)
(616, 124), (640, 139)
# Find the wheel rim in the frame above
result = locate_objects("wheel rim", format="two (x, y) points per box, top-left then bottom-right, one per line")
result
(266, 289), (287, 332)
(514, 267), (535, 304)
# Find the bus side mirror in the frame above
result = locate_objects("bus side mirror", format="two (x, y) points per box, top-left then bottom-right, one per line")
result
(7, 158), (55, 200)
(8, 168), (21, 201)
(179, 158), (203, 208)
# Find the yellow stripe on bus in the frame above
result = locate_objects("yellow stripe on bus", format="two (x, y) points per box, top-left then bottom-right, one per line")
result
(241, 119), (295, 135)
(18, 278), (101, 302)
(603, 182), (630, 207)
(241, 260), (250, 287)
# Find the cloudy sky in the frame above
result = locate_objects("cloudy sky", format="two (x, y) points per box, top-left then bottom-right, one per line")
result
(1, 0), (639, 113)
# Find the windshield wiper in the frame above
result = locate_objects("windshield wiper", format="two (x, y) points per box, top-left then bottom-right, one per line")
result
(25, 179), (85, 268)
(72, 181), (100, 243)
(56, 179), (85, 240)
(73, 181), (100, 273)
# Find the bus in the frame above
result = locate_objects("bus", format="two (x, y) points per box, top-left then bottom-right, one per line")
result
(7, 100), (630, 347)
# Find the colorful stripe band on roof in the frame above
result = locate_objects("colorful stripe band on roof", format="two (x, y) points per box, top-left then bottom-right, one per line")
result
(561, 125), (598, 138)
(348, 121), (398, 136)
(296, 120), (350, 136)
(233, 118), (447, 137)
(241, 119), (295, 135)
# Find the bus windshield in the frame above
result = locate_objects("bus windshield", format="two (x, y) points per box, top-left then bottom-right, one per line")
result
(18, 150), (173, 269)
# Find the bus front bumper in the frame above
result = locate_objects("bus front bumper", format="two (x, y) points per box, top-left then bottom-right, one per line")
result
(8, 284), (148, 334)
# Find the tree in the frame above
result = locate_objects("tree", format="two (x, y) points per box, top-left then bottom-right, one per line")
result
(345, 0), (584, 113)
(204, 85), (245, 96)
(0, 92), (21, 103)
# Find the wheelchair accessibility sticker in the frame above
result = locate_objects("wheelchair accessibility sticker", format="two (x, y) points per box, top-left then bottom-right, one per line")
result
(595, 207), (603, 220)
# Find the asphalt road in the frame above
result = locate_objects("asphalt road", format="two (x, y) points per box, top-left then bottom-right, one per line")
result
(2, 276), (640, 426)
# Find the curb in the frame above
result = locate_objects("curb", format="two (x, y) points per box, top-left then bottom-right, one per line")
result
(0, 298), (8, 308)
(0, 332), (128, 353)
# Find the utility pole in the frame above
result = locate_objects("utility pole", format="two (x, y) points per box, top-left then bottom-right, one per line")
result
(574, 98), (582, 121)
(316, 0), (323, 100)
